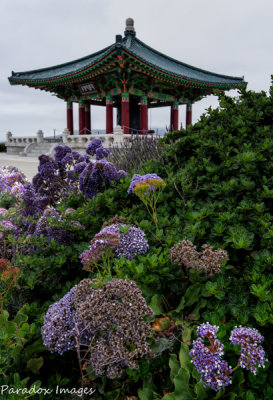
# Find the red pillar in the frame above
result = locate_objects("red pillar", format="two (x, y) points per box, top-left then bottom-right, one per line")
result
(140, 95), (148, 134)
(186, 103), (192, 127)
(66, 101), (73, 135)
(79, 102), (85, 135)
(106, 95), (113, 134)
(85, 103), (91, 134)
(121, 92), (130, 134)
(170, 102), (179, 131)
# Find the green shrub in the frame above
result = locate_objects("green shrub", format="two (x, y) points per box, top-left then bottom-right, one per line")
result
(0, 142), (6, 152)
(6, 79), (273, 398)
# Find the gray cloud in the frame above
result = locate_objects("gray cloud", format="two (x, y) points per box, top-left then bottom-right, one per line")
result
(1, 0), (272, 140)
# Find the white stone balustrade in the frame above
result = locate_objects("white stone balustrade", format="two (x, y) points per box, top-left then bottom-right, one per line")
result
(62, 126), (129, 149)
(5, 130), (43, 154)
(5, 126), (155, 156)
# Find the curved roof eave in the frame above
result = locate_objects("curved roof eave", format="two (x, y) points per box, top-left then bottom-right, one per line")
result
(9, 43), (116, 84)
(122, 36), (247, 87)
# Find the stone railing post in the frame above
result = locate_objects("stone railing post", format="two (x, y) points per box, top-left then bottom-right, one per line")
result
(36, 130), (44, 143)
(6, 131), (12, 142)
(62, 128), (70, 144)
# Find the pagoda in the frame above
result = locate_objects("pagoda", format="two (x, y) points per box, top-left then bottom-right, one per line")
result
(8, 18), (246, 135)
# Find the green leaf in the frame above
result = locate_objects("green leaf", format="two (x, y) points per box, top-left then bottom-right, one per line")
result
(246, 391), (256, 400)
(179, 342), (191, 369)
(169, 354), (180, 382)
(13, 310), (28, 327)
(26, 357), (44, 374)
(149, 294), (163, 315)
(194, 382), (209, 399)
(175, 296), (185, 313)
(173, 367), (193, 400)
(184, 283), (202, 308)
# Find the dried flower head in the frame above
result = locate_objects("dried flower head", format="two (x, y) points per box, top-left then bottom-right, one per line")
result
(170, 240), (228, 276)
(74, 278), (154, 379)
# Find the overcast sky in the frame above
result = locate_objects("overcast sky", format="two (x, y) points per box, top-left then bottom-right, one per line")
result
(0, 0), (272, 140)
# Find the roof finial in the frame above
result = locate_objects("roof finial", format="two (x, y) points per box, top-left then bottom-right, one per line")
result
(125, 18), (135, 36)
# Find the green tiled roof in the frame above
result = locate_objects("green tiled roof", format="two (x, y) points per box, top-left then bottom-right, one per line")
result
(123, 36), (245, 86)
(9, 29), (246, 88)
(9, 44), (115, 83)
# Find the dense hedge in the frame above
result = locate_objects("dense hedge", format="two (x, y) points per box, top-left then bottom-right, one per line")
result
(0, 142), (7, 152)
(2, 81), (273, 399)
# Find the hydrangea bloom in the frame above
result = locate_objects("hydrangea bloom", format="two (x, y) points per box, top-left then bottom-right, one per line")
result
(0, 208), (7, 215)
(190, 323), (232, 391)
(117, 170), (127, 180)
(230, 327), (267, 374)
(41, 286), (90, 355)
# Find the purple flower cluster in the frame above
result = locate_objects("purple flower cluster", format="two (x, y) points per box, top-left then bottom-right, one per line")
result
(230, 327), (267, 374)
(41, 286), (90, 355)
(197, 322), (219, 339)
(191, 323), (268, 392)
(42, 279), (153, 379)
(128, 173), (163, 194)
(80, 230), (120, 270)
(80, 223), (149, 269)
(21, 183), (49, 217)
(86, 138), (110, 160)
(103, 223), (149, 260)
(34, 207), (82, 245)
(1, 220), (18, 232)
(79, 160), (119, 199)
(86, 139), (103, 156)
(190, 323), (232, 391)
(0, 166), (28, 194)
